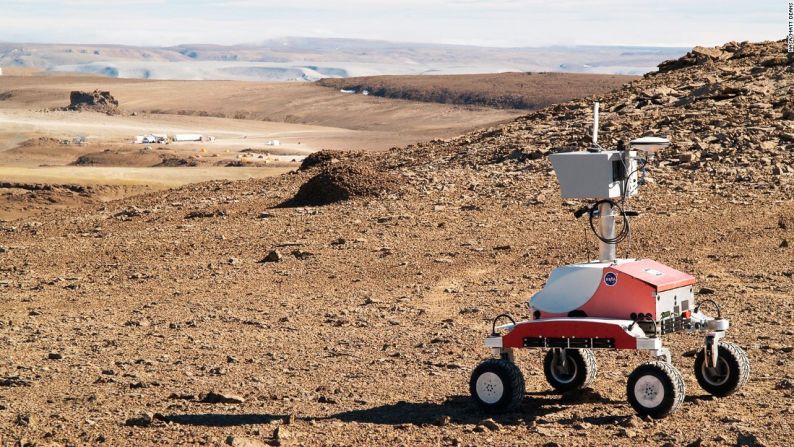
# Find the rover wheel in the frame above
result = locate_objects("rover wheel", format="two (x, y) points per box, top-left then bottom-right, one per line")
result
(469, 358), (525, 412)
(693, 342), (750, 397)
(627, 361), (685, 419)
(543, 348), (597, 392)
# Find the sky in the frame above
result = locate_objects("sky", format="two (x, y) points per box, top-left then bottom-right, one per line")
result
(0, 0), (784, 48)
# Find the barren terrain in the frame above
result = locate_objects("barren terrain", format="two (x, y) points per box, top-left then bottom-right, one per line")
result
(0, 73), (528, 219)
(0, 40), (792, 447)
(317, 72), (637, 110)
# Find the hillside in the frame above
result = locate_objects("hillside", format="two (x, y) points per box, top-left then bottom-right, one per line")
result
(0, 40), (792, 446)
(316, 72), (638, 110)
(0, 75), (521, 137)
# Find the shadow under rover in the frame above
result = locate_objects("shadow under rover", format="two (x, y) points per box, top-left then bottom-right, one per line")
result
(162, 413), (286, 427)
(162, 388), (623, 428)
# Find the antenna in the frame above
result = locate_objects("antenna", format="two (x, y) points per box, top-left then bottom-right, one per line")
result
(592, 101), (599, 147)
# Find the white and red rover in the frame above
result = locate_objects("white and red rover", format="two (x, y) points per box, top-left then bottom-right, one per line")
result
(470, 103), (750, 419)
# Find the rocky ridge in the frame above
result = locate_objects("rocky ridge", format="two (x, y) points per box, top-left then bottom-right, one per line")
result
(67, 90), (120, 115)
(341, 39), (793, 203)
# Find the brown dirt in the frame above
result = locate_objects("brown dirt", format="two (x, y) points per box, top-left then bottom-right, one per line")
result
(0, 75), (522, 145)
(0, 40), (792, 446)
(72, 149), (166, 167)
(285, 161), (402, 206)
(317, 72), (638, 110)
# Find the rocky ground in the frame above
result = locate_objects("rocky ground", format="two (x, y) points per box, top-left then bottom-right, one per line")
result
(0, 40), (792, 446)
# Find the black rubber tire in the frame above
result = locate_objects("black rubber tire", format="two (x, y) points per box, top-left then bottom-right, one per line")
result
(469, 358), (525, 412)
(626, 361), (686, 419)
(543, 348), (598, 392)
(693, 342), (750, 397)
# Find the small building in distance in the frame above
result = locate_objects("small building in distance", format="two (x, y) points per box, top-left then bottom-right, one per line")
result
(174, 134), (203, 142)
(266, 139), (281, 146)
(134, 134), (167, 144)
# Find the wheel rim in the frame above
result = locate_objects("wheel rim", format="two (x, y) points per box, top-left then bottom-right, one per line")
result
(550, 354), (578, 384)
(475, 372), (504, 404)
(701, 356), (731, 387)
(633, 375), (665, 408)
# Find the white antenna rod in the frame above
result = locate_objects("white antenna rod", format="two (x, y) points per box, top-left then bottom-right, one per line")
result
(592, 101), (599, 146)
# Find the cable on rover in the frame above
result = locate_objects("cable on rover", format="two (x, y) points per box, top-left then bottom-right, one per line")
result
(586, 199), (631, 245)
(491, 314), (517, 336)
(694, 299), (722, 319)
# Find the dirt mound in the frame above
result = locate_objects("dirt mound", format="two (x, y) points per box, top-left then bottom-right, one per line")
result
(299, 149), (340, 170)
(71, 149), (163, 167)
(286, 163), (401, 206)
(158, 155), (198, 167)
(67, 90), (119, 114)
(17, 136), (65, 147)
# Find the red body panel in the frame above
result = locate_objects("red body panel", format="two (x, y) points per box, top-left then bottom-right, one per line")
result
(502, 319), (639, 350)
(611, 259), (696, 292)
(535, 259), (696, 320)
(577, 265), (656, 319)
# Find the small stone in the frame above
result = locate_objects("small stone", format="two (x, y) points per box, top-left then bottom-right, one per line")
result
(780, 239), (789, 249)
(16, 413), (32, 426)
(436, 415), (452, 426)
(775, 379), (794, 390)
(617, 428), (636, 438)
(274, 425), (290, 442)
(291, 250), (314, 260)
(200, 391), (245, 404)
(481, 418), (500, 431)
(125, 412), (154, 427)
(685, 438), (704, 447)
(682, 349), (699, 358)
(698, 287), (715, 295)
(228, 258), (239, 265)
(620, 415), (642, 428)
(47, 351), (62, 360)
(226, 435), (268, 447)
(317, 395), (337, 404)
(260, 250), (282, 263)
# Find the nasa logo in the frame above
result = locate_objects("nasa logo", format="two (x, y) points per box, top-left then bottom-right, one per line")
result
(604, 272), (618, 286)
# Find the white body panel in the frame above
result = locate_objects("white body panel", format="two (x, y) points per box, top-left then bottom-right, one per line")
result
(549, 150), (638, 199)
(529, 263), (606, 313)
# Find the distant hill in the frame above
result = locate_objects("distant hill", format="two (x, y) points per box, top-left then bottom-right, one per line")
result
(316, 72), (638, 110)
(0, 37), (687, 81)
